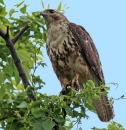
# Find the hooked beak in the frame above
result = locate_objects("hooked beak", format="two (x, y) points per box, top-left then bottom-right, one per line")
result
(40, 11), (45, 17)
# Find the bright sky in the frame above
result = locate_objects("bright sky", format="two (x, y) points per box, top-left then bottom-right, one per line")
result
(4, 0), (126, 130)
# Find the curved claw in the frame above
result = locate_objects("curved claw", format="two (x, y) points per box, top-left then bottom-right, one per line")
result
(71, 74), (80, 90)
(60, 82), (71, 95)
(60, 74), (80, 95)
(71, 81), (80, 90)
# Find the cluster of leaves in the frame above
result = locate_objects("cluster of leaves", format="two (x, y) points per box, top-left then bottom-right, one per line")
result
(0, 88), (85, 130)
(0, 0), (45, 129)
(0, 80), (113, 130)
(92, 121), (125, 130)
(0, 0), (125, 130)
(0, 0), (46, 99)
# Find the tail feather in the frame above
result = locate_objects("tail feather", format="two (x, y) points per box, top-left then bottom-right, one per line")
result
(93, 95), (114, 122)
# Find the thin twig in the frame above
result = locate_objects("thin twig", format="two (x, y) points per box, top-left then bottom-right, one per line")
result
(12, 23), (31, 44)
(107, 82), (118, 90)
(113, 95), (126, 100)
(0, 24), (35, 101)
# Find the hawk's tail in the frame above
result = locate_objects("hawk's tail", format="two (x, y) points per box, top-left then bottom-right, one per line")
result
(93, 95), (114, 122)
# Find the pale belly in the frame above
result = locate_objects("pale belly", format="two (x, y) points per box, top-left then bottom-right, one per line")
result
(46, 37), (93, 87)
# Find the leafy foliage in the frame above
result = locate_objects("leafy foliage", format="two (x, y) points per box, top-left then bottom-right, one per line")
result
(0, 1), (125, 130)
(92, 121), (125, 130)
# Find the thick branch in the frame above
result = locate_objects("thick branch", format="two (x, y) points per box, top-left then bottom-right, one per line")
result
(0, 116), (9, 121)
(12, 23), (31, 44)
(0, 24), (35, 101)
(0, 28), (6, 37)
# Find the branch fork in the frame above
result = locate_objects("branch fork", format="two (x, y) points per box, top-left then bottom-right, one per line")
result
(0, 23), (35, 101)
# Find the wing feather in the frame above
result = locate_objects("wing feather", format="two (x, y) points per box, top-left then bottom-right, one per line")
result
(69, 23), (104, 83)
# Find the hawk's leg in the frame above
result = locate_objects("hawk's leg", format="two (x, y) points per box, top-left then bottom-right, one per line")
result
(60, 78), (71, 95)
(71, 73), (80, 90)
(60, 74), (80, 94)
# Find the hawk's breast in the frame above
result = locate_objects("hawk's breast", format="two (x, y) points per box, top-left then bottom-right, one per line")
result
(46, 22), (89, 81)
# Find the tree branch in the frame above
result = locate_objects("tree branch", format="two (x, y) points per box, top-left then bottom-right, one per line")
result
(0, 28), (6, 37)
(12, 23), (31, 44)
(6, 26), (9, 36)
(0, 24), (35, 101)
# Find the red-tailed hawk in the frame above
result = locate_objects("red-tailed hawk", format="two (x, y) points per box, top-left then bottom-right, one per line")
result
(40, 9), (114, 122)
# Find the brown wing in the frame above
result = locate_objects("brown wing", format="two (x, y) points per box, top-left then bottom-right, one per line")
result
(69, 23), (114, 122)
(69, 23), (104, 83)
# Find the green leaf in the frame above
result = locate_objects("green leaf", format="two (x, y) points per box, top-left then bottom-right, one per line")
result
(73, 110), (79, 117)
(41, 0), (44, 8)
(15, 1), (24, 7)
(47, 4), (50, 9)
(108, 121), (125, 130)
(57, 1), (62, 11)
(17, 101), (27, 108)
(42, 32), (46, 42)
(18, 49), (30, 59)
(20, 4), (27, 14)
(11, 80), (16, 86)
(36, 21), (44, 26)
(6, 87), (13, 99)
(54, 108), (62, 115)
(65, 106), (73, 116)
(9, 9), (18, 17)
(19, 16), (31, 22)
(6, 82), (13, 90)
(0, 6), (7, 17)
(33, 121), (43, 130)
(54, 115), (65, 123)
(14, 69), (21, 85)
(31, 108), (46, 118)
(42, 119), (55, 130)
(87, 96), (93, 105)
(26, 85), (33, 94)
(80, 106), (86, 117)
(0, 0), (4, 4)
(6, 117), (15, 122)
(17, 84), (24, 91)
(31, 100), (42, 107)
(87, 80), (95, 88)
(60, 127), (67, 130)
(0, 71), (4, 86)
(0, 85), (5, 100)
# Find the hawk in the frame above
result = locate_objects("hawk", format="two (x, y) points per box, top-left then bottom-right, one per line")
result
(40, 9), (114, 122)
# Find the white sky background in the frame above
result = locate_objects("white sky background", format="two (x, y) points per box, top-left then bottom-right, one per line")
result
(4, 0), (126, 130)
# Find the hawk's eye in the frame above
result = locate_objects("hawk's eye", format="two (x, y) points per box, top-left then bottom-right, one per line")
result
(49, 9), (55, 14)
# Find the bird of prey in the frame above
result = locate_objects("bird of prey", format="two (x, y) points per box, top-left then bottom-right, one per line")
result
(40, 9), (114, 122)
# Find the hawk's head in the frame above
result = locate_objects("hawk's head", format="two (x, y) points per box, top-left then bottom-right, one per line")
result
(40, 9), (68, 27)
